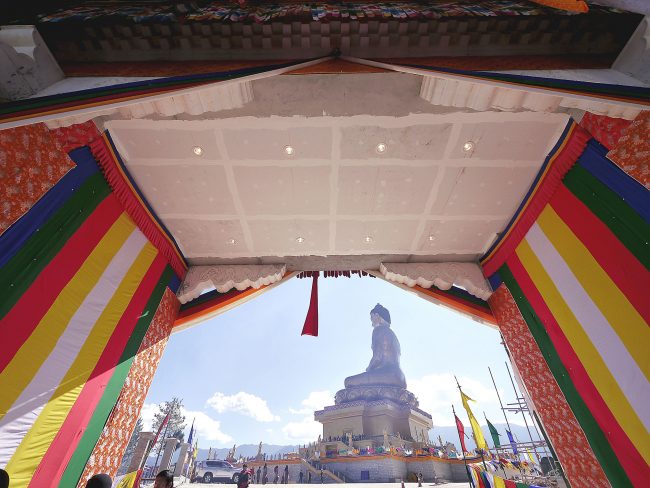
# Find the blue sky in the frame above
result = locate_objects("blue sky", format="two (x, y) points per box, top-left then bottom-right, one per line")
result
(142, 275), (526, 449)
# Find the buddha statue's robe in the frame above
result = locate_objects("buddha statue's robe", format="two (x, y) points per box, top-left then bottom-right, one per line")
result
(344, 324), (406, 389)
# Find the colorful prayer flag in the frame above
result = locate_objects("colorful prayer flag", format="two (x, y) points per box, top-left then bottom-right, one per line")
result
(115, 470), (142, 488)
(505, 430), (518, 454)
(460, 390), (489, 450)
(455, 414), (468, 454)
(486, 418), (501, 448)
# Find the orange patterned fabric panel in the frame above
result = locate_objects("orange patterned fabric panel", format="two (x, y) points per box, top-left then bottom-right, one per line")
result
(0, 123), (75, 235)
(528, 0), (588, 12)
(489, 285), (609, 488)
(579, 112), (631, 150)
(78, 288), (180, 487)
(49, 121), (101, 153)
(607, 110), (650, 189)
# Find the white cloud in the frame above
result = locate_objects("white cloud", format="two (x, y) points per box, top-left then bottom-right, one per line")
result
(206, 392), (280, 422)
(409, 373), (500, 426)
(288, 391), (332, 415)
(139, 403), (232, 443)
(182, 408), (232, 443)
(140, 403), (157, 431)
(282, 416), (323, 442)
(282, 390), (332, 443)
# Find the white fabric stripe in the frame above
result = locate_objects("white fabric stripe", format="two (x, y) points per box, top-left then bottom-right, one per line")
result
(0, 229), (147, 466)
(526, 223), (650, 430)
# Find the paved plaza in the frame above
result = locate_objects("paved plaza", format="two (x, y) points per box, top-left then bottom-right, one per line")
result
(174, 484), (471, 488)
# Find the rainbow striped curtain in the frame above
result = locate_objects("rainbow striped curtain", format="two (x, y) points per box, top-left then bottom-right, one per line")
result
(0, 146), (180, 487)
(482, 123), (649, 487)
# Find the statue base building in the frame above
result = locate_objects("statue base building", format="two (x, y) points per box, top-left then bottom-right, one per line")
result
(316, 387), (432, 448)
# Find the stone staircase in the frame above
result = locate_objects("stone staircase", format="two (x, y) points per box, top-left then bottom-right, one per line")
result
(299, 459), (344, 483)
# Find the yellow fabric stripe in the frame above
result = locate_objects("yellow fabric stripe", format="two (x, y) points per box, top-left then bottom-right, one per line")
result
(537, 207), (649, 378)
(516, 239), (650, 462)
(493, 475), (506, 488)
(0, 214), (135, 417)
(6, 241), (158, 482)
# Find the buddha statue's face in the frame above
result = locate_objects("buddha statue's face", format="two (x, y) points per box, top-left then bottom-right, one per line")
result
(370, 312), (387, 327)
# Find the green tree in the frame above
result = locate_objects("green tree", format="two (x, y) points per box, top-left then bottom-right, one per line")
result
(118, 417), (143, 475)
(151, 397), (186, 453)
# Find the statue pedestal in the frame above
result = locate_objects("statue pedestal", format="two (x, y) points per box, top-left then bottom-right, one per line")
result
(315, 390), (432, 447)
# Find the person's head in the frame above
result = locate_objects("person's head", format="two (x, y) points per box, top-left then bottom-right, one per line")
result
(370, 303), (390, 327)
(0, 469), (9, 488)
(85, 473), (112, 488)
(154, 470), (173, 488)
(243, 464), (248, 471)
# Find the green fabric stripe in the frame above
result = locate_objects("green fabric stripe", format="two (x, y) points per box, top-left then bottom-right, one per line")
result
(179, 288), (236, 312)
(499, 265), (632, 488)
(563, 166), (650, 269)
(0, 173), (111, 319)
(439, 286), (491, 310)
(0, 80), (207, 114)
(59, 266), (174, 488)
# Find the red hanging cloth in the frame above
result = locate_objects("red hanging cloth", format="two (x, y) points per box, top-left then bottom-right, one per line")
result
(301, 272), (319, 336)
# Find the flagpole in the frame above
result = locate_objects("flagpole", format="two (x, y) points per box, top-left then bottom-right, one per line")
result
(452, 404), (474, 488)
(454, 376), (488, 471)
(153, 404), (172, 476)
(505, 362), (542, 463)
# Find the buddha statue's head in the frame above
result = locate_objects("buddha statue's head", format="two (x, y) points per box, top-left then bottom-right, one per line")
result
(370, 303), (391, 328)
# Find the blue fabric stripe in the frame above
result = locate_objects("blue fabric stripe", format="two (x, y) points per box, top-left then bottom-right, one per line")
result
(480, 120), (575, 262)
(104, 131), (187, 268)
(0, 147), (99, 268)
(168, 274), (181, 294)
(488, 272), (502, 291)
(396, 62), (650, 101)
(578, 139), (650, 224)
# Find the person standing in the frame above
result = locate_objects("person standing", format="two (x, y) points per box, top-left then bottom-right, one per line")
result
(263, 464), (268, 485)
(284, 465), (289, 484)
(307, 471), (312, 484)
(273, 465), (279, 484)
(257, 466), (262, 484)
(417, 472), (423, 487)
(320, 469), (323, 484)
(238, 464), (250, 488)
(299, 471), (304, 484)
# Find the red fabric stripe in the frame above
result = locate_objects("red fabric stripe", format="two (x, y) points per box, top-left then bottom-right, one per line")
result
(90, 136), (187, 279)
(30, 254), (167, 487)
(177, 288), (247, 319)
(0, 196), (123, 373)
(506, 254), (647, 485)
(482, 124), (591, 277)
(550, 184), (650, 322)
(503, 480), (517, 488)
(1, 82), (208, 122)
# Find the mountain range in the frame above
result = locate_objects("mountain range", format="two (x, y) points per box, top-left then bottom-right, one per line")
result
(192, 424), (542, 461)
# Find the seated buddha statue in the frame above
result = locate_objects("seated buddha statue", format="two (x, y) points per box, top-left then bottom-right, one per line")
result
(344, 303), (407, 389)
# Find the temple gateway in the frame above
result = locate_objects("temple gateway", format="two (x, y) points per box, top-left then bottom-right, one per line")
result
(1, 1), (648, 487)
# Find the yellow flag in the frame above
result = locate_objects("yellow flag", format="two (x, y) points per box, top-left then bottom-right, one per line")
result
(460, 390), (488, 451)
(526, 449), (536, 464)
(115, 471), (140, 488)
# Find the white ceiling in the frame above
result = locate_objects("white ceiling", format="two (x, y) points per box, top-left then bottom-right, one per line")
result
(105, 74), (569, 265)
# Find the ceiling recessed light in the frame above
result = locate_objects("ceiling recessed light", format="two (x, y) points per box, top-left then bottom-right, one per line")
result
(364, 236), (373, 243)
(284, 145), (295, 155)
(295, 236), (305, 243)
(227, 238), (236, 245)
(375, 143), (387, 154)
(428, 235), (435, 241)
(192, 146), (203, 156)
(462, 141), (475, 152)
